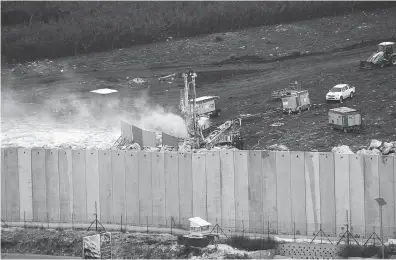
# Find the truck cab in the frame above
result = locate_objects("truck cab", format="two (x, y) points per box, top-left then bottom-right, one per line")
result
(378, 42), (395, 55)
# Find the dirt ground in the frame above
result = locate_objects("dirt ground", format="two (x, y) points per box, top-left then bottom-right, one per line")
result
(0, 228), (257, 259)
(1, 228), (185, 259)
(1, 7), (396, 151)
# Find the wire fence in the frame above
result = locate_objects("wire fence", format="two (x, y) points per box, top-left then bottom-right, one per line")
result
(2, 212), (396, 245)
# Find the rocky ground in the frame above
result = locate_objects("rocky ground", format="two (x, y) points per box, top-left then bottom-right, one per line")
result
(2, 8), (396, 152)
(0, 228), (277, 259)
(3, 228), (396, 259)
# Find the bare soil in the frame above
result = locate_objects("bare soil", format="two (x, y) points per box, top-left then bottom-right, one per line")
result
(1, 7), (396, 151)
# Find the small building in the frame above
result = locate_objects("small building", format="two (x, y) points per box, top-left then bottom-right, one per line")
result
(188, 217), (212, 237)
(281, 90), (311, 114)
(328, 107), (361, 132)
(189, 96), (221, 118)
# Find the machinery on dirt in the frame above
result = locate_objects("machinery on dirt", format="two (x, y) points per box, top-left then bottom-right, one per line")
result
(189, 96), (221, 118)
(328, 107), (362, 132)
(271, 81), (301, 101)
(360, 42), (396, 69)
(173, 68), (243, 149)
(200, 118), (243, 150)
(281, 89), (311, 114)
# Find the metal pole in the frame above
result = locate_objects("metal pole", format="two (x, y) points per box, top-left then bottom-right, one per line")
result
(380, 205), (384, 259)
(346, 223), (349, 245)
(192, 75), (197, 148)
(320, 224), (323, 244)
(293, 221), (296, 242)
(95, 201), (98, 232)
(183, 74), (188, 114)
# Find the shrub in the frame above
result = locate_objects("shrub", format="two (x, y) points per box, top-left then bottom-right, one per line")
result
(224, 235), (278, 251)
(338, 244), (396, 259)
(224, 253), (250, 259)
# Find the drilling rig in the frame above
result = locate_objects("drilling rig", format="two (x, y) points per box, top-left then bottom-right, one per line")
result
(160, 68), (243, 150)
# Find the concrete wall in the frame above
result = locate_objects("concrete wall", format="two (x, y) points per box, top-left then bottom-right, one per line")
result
(121, 121), (179, 148)
(2, 147), (396, 238)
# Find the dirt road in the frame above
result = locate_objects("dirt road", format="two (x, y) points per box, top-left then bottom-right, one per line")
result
(1, 8), (395, 151)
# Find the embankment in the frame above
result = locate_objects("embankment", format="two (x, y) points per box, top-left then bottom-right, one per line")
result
(2, 1), (396, 63)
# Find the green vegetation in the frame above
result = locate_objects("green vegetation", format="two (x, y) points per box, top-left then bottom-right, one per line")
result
(224, 235), (278, 251)
(2, 1), (396, 64)
(338, 244), (396, 259)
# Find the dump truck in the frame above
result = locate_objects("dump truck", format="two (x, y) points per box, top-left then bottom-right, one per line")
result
(281, 90), (311, 114)
(328, 107), (361, 132)
(360, 42), (396, 69)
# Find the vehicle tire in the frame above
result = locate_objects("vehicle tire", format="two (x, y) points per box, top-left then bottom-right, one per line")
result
(391, 56), (396, 66)
(350, 92), (354, 99)
(340, 97), (343, 103)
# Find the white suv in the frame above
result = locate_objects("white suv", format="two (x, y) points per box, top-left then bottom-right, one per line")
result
(326, 84), (355, 103)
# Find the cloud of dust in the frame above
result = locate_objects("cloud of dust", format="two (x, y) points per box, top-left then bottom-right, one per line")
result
(123, 91), (189, 138)
(1, 64), (188, 148)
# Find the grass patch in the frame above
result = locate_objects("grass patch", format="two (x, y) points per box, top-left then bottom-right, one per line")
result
(338, 244), (396, 259)
(224, 253), (250, 259)
(2, 1), (396, 63)
(224, 235), (279, 251)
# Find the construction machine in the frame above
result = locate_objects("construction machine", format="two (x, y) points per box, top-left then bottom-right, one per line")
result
(360, 42), (396, 69)
(199, 118), (243, 150)
(170, 68), (242, 149)
(271, 81), (302, 101)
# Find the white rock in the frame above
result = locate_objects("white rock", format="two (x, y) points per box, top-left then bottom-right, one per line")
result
(369, 139), (382, 149)
(383, 147), (392, 155)
(331, 145), (354, 154)
(268, 144), (289, 151)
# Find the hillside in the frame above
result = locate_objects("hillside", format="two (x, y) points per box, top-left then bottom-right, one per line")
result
(2, 1), (396, 63)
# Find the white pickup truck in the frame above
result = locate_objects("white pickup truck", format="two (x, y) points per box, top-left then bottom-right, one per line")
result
(326, 84), (355, 103)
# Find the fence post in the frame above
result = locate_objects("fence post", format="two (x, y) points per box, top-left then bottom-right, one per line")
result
(170, 217), (173, 235)
(146, 216), (148, 234)
(24, 211), (26, 228)
(242, 219), (245, 237)
(121, 215), (123, 232)
(47, 212), (49, 229)
(293, 221), (296, 242)
(72, 212), (74, 230)
(268, 219), (270, 240)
